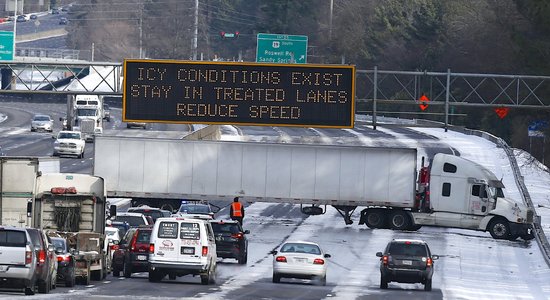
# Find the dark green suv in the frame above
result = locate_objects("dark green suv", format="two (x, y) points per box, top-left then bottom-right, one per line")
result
(376, 239), (439, 291)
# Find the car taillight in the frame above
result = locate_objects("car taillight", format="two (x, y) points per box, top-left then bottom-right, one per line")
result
(275, 256), (287, 263)
(130, 234), (138, 252)
(382, 255), (389, 266)
(110, 244), (119, 251)
(202, 246), (208, 257)
(149, 244), (155, 253)
(231, 233), (243, 239)
(426, 257), (433, 267)
(38, 250), (46, 264)
(25, 250), (32, 265)
(57, 255), (71, 262)
(313, 258), (325, 265)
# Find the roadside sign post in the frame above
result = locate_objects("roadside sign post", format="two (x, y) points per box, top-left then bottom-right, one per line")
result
(0, 31), (14, 61)
(256, 33), (308, 64)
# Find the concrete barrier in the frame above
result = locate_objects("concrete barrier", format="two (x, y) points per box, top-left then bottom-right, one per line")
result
(183, 125), (221, 141)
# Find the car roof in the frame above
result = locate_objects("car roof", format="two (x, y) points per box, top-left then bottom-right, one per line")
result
(0, 226), (28, 232)
(59, 130), (80, 134)
(391, 239), (427, 244)
(117, 212), (146, 217)
(33, 114), (51, 118)
(209, 219), (239, 224)
(283, 241), (321, 247)
(128, 206), (161, 211)
(50, 237), (65, 242)
(156, 217), (208, 223)
(105, 227), (119, 232)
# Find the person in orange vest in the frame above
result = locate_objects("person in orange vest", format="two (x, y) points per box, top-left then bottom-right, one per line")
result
(230, 197), (244, 225)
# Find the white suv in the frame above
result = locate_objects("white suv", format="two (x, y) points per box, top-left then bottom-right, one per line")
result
(0, 227), (38, 295)
(148, 217), (217, 285)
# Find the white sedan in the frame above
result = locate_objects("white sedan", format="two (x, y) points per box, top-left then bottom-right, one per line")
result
(270, 241), (330, 285)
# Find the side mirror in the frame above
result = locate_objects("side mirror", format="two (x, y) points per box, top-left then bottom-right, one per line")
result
(324, 253), (331, 258)
(109, 204), (117, 218)
(47, 244), (55, 252)
(26, 201), (32, 217)
(269, 250), (277, 255)
(431, 255), (439, 260)
(51, 135), (56, 139)
(376, 252), (383, 257)
(244, 230), (250, 234)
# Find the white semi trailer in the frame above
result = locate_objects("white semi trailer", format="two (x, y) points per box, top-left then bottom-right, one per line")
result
(93, 136), (534, 240)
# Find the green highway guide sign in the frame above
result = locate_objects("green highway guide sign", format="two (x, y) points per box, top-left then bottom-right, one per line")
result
(256, 33), (308, 64)
(0, 31), (14, 61)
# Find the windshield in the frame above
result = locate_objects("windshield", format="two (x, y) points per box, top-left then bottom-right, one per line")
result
(77, 108), (98, 117)
(51, 238), (67, 252)
(116, 216), (146, 227)
(178, 204), (211, 214)
(58, 132), (80, 139)
(33, 116), (50, 121)
(487, 186), (505, 199)
(281, 243), (321, 254)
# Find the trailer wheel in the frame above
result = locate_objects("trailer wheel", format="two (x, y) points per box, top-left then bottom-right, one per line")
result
(389, 211), (410, 230)
(365, 209), (387, 229)
(488, 218), (510, 239)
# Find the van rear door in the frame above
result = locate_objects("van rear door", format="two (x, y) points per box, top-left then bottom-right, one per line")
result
(176, 222), (202, 264)
(0, 229), (28, 266)
(154, 221), (180, 263)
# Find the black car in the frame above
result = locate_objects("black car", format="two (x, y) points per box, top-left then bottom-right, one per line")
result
(376, 239), (439, 291)
(112, 227), (152, 278)
(209, 220), (249, 264)
(16, 15), (26, 22)
(177, 202), (216, 218)
(29, 14), (37, 20)
(59, 17), (67, 25)
(50, 237), (75, 287)
(127, 206), (170, 223)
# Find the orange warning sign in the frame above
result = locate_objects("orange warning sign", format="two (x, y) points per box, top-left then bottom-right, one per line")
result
(419, 94), (429, 111)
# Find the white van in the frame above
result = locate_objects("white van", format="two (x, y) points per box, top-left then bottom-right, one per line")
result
(148, 217), (217, 285)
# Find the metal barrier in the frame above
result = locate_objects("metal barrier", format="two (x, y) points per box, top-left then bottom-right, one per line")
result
(449, 125), (550, 268)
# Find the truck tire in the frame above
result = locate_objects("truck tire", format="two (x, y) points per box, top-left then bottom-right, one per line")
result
(365, 209), (387, 229)
(408, 224), (422, 231)
(272, 273), (281, 283)
(488, 218), (510, 239)
(389, 211), (410, 230)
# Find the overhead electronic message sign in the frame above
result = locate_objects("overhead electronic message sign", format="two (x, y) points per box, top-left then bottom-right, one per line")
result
(123, 59), (355, 128)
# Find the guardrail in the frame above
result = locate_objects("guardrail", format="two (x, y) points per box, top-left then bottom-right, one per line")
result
(450, 126), (550, 267)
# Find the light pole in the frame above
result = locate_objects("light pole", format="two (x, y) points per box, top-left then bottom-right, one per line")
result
(12, 0), (17, 58)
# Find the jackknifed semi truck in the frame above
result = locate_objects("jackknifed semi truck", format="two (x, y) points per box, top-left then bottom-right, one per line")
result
(93, 136), (534, 240)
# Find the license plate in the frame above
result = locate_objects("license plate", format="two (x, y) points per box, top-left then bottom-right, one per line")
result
(0, 266), (7, 272)
(294, 258), (307, 263)
(402, 260), (412, 265)
(181, 247), (195, 255)
(136, 255), (147, 261)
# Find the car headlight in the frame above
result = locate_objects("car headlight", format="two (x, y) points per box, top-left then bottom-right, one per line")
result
(54, 141), (59, 145)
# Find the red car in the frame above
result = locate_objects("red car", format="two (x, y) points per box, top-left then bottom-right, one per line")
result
(112, 227), (152, 278)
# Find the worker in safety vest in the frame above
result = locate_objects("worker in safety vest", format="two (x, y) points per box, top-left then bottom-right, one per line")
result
(230, 197), (245, 225)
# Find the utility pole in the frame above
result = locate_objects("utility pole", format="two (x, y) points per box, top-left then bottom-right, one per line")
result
(329, 0), (333, 40)
(139, 0), (143, 58)
(192, 0), (198, 60)
(13, 0), (17, 58)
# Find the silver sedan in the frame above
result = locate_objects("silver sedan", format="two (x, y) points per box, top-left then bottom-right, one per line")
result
(30, 114), (53, 132)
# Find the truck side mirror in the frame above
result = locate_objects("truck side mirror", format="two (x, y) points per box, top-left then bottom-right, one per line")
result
(109, 204), (117, 218)
(26, 201), (32, 217)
